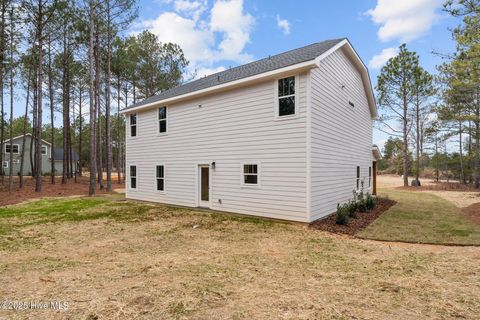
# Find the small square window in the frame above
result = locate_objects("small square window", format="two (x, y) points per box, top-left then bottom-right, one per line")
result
(243, 164), (258, 185)
(41, 146), (47, 155)
(2, 161), (8, 168)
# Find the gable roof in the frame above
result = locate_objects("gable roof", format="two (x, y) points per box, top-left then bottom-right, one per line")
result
(121, 38), (377, 118)
(2, 133), (51, 146)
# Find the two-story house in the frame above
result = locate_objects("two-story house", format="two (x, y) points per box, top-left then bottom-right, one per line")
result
(121, 38), (380, 223)
(2, 133), (79, 176)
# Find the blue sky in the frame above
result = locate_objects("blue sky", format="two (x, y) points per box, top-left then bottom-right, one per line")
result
(133, 0), (458, 150)
(11, 0), (459, 151)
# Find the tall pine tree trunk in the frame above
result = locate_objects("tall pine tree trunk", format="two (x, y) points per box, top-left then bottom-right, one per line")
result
(19, 70), (32, 188)
(88, 1), (96, 196)
(48, 34), (55, 184)
(35, 0), (44, 192)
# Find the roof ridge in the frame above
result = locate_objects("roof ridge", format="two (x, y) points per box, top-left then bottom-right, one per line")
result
(125, 38), (348, 111)
(196, 38), (346, 79)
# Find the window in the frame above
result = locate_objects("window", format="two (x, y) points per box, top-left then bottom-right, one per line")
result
(130, 113), (137, 137)
(277, 76), (296, 116)
(368, 166), (372, 187)
(5, 144), (19, 154)
(41, 146), (47, 155)
(130, 165), (137, 189)
(158, 107), (167, 134)
(156, 165), (164, 191)
(243, 164), (258, 185)
(2, 161), (7, 168)
(356, 166), (360, 190)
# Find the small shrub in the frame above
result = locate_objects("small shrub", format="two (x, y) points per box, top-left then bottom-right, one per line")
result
(346, 200), (358, 218)
(336, 203), (349, 225)
(357, 199), (368, 212)
(365, 193), (376, 211)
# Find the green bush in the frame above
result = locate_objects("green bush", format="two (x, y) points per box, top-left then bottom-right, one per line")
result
(346, 200), (358, 218)
(336, 203), (350, 225)
(357, 199), (368, 212)
(365, 193), (376, 211)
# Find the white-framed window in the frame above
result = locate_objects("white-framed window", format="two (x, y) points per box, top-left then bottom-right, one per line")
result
(242, 163), (259, 185)
(158, 107), (167, 134)
(277, 76), (297, 117)
(130, 113), (137, 137)
(356, 166), (360, 190)
(41, 146), (47, 155)
(130, 165), (137, 189)
(5, 144), (19, 154)
(368, 166), (372, 187)
(2, 161), (8, 168)
(155, 165), (165, 191)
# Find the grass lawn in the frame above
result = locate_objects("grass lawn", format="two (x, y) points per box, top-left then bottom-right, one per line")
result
(0, 196), (479, 319)
(358, 188), (480, 245)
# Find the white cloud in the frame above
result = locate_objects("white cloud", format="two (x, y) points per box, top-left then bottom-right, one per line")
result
(210, 0), (254, 63)
(195, 66), (227, 78)
(136, 0), (254, 79)
(173, 0), (207, 22)
(276, 14), (290, 35)
(366, 0), (441, 42)
(368, 47), (399, 70)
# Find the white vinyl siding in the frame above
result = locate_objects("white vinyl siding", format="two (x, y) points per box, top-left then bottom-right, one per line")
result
(309, 48), (373, 221)
(126, 73), (308, 222)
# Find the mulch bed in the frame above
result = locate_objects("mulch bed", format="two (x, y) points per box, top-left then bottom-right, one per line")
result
(0, 176), (124, 207)
(309, 198), (397, 236)
(461, 203), (480, 226)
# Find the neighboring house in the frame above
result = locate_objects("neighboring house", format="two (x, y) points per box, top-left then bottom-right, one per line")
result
(1, 133), (79, 176)
(121, 38), (381, 223)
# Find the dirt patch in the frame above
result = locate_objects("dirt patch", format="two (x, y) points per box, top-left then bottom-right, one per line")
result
(309, 198), (396, 235)
(462, 203), (480, 226)
(0, 176), (124, 206)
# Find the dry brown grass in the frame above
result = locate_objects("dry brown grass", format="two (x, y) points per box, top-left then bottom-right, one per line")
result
(378, 175), (480, 208)
(0, 198), (479, 319)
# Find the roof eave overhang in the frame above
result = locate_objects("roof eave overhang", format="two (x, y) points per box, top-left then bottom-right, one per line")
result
(372, 145), (382, 160)
(120, 60), (318, 114)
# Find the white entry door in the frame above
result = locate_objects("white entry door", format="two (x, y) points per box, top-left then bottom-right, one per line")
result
(198, 165), (210, 208)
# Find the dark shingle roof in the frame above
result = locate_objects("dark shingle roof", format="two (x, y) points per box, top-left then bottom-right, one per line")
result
(123, 38), (346, 111)
(53, 148), (80, 161)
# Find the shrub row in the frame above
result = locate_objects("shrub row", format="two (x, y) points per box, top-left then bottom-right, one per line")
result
(336, 191), (377, 225)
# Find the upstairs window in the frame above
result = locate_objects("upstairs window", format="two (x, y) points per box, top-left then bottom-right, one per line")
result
(278, 76), (296, 116)
(356, 166), (360, 190)
(158, 107), (167, 134)
(130, 165), (137, 189)
(243, 164), (258, 185)
(130, 113), (137, 137)
(41, 146), (47, 155)
(156, 165), (165, 191)
(5, 144), (19, 154)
